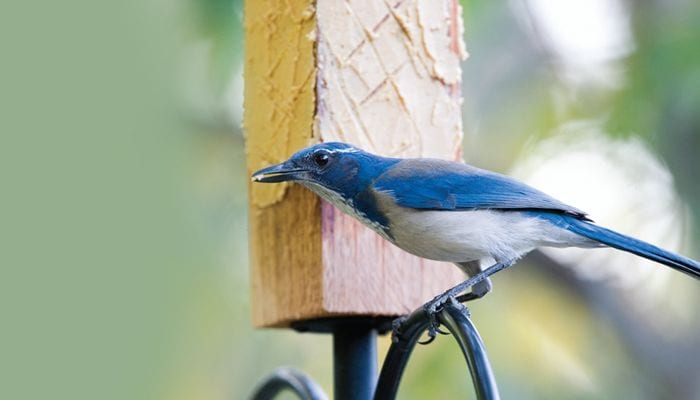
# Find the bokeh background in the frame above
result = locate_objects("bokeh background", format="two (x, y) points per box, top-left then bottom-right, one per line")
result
(3, 0), (699, 399)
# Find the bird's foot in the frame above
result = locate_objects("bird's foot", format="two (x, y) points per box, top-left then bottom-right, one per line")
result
(390, 316), (408, 344)
(393, 260), (515, 345)
(390, 305), (450, 345)
(417, 294), (463, 345)
(417, 277), (485, 344)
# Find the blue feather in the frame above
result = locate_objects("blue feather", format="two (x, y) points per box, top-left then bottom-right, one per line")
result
(535, 213), (700, 279)
(373, 159), (588, 218)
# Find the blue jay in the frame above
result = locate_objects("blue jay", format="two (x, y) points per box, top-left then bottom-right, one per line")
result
(252, 142), (700, 328)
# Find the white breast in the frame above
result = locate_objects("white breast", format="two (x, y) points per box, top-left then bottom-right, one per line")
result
(301, 182), (391, 239)
(383, 208), (595, 263)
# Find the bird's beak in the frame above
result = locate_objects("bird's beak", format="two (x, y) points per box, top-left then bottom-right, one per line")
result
(251, 161), (305, 183)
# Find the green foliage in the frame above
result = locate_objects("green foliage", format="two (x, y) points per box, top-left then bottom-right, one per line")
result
(608, 3), (700, 223)
(189, 0), (244, 93)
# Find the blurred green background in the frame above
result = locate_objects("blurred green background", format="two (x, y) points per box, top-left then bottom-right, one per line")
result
(2, 0), (699, 399)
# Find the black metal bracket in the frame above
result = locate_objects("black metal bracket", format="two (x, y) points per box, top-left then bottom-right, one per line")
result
(249, 367), (328, 400)
(375, 300), (499, 399)
(250, 301), (500, 400)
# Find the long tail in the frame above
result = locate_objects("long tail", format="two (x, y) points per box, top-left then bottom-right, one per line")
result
(542, 213), (700, 279)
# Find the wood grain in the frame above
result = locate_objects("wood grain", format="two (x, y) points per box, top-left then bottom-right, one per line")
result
(245, 0), (467, 327)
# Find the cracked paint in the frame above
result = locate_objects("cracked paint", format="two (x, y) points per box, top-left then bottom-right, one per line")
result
(314, 0), (468, 313)
(245, 0), (469, 322)
(315, 0), (467, 157)
(245, 0), (318, 208)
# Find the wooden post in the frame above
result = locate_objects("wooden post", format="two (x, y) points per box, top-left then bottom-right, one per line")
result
(245, 0), (467, 328)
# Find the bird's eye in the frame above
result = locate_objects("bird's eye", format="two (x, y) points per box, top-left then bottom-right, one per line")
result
(313, 152), (329, 167)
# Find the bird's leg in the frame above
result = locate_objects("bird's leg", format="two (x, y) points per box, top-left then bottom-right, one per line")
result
(419, 259), (516, 341)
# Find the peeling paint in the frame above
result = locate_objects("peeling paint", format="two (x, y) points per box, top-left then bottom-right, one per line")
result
(245, 0), (318, 208)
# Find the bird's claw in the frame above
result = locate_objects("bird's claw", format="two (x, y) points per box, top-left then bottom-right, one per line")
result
(392, 295), (467, 345)
(418, 329), (437, 345)
(417, 325), (450, 345)
(436, 326), (450, 335)
(391, 316), (408, 343)
(416, 294), (454, 345)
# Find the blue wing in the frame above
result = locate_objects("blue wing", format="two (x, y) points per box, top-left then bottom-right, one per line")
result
(372, 159), (588, 219)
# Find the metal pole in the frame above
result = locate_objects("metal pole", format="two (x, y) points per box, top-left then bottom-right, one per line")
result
(333, 323), (377, 400)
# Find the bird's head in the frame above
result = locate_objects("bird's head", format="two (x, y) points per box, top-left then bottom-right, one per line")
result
(252, 142), (396, 200)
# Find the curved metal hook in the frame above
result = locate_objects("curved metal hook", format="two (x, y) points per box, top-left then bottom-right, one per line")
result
(438, 300), (500, 400)
(374, 301), (500, 400)
(250, 367), (328, 400)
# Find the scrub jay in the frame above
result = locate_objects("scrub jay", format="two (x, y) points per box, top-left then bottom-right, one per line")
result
(252, 142), (700, 333)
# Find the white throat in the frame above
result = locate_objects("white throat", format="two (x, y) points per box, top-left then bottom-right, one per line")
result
(300, 181), (391, 239)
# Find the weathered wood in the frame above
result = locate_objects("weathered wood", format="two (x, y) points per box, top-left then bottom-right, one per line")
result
(245, 0), (467, 327)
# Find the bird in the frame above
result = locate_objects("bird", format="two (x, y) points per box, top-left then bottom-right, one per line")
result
(252, 142), (700, 335)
